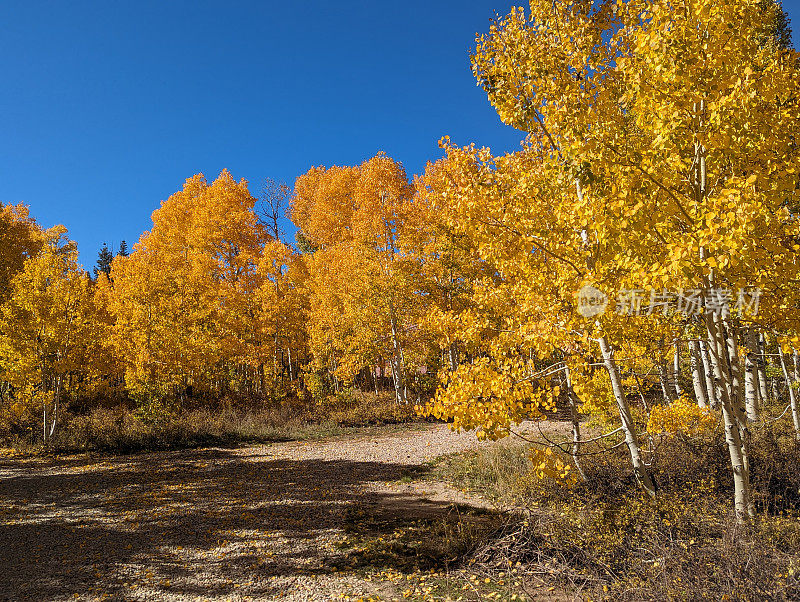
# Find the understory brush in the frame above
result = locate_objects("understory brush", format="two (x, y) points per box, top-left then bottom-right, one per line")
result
(434, 418), (800, 601)
(1, 390), (418, 454)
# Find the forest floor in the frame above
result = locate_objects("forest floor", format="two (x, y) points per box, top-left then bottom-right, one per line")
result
(0, 421), (573, 601)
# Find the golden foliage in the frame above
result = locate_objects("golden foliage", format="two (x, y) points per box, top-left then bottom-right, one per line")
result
(647, 397), (717, 436)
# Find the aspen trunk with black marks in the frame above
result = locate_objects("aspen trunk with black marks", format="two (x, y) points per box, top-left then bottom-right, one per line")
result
(705, 311), (754, 522)
(794, 350), (800, 383)
(694, 96), (753, 520)
(656, 344), (676, 403)
(744, 330), (759, 422)
(49, 376), (60, 440)
(389, 306), (407, 404)
(332, 357), (340, 394)
(42, 375), (60, 444)
(744, 351), (759, 422)
(632, 371), (650, 413)
(273, 331), (280, 382)
(777, 348), (800, 440)
(42, 375), (50, 444)
(564, 365), (587, 482)
(700, 340), (721, 409)
(577, 177), (653, 492)
(758, 332), (770, 403)
(724, 319), (744, 413)
(673, 341), (683, 399)
(448, 343), (458, 373)
(390, 357), (403, 404)
(689, 340), (709, 408)
(597, 334), (657, 497)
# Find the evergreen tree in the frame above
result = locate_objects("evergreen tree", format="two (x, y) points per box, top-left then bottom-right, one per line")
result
(294, 231), (317, 254)
(94, 243), (114, 279)
(774, 1), (793, 50)
(760, 0), (793, 50)
(118, 240), (129, 257)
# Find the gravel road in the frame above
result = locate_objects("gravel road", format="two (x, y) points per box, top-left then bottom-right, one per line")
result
(0, 423), (549, 601)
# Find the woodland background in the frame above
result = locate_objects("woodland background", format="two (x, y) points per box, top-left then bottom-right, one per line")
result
(2, 0), (800, 598)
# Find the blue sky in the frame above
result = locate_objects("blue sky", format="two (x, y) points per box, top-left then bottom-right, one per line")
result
(0, 1), (524, 268)
(2, 1), (799, 270)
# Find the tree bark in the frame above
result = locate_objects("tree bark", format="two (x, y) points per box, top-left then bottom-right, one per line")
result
(724, 319), (744, 413)
(689, 340), (709, 408)
(705, 311), (754, 522)
(744, 330), (759, 422)
(777, 349), (800, 440)
(794, 350), (800, 383)
(657, 349), (676, 404)
(448, 343), (458, 373)
(757, 332), (770, 403)
(597, 334), (657, 497)
(564, 365), (587, 482)
(673, 341), (683, 398)
(699, 340), (719, 408)
(389, 307), (407, 404)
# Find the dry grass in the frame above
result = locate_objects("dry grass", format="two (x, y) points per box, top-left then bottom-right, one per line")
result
(431, 418), (800, 601)
(3, 390), (420, 454)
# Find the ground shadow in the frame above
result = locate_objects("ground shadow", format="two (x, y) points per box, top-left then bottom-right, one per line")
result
(0, 446), (502, 600)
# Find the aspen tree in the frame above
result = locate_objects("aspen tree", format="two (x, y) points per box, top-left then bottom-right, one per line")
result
(109, 171), (267, 400)
(0, 227), (96, 442)
(293, 155), (421, 403)
(468, 0), (799, 518)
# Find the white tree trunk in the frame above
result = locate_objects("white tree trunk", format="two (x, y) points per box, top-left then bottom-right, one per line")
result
(390, 356), (403, 404)
(777, 349), (800, 440)
(744, 352), (759, 422)
(757, 332), (770, 403)
(724, 319), (744, 413)
(657, 357), (676, 403)
(388, 307), (407, 404)
(49, 379), (59, 440)
(673, 342), (683, 398)
(656, 339), (676, 403)
(564, 365), (587, 482)
(794, 350), (800, 382)
(744, 331), (759, 422)
(448, 343), (458, 373)
(597, 334), (656, 497)
(689, 340), (709, 408)
(705, 312), (754, 522)
(699, 340), (720, 408)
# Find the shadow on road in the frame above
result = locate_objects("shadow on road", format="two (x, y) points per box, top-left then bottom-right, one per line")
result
(0, 446), (501, 600)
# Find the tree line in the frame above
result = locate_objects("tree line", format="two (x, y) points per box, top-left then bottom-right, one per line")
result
(0, 0), (798, 520)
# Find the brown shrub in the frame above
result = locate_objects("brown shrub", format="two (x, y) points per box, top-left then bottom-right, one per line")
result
(438, 421), (800, 600)
(1, 388), (421, 453)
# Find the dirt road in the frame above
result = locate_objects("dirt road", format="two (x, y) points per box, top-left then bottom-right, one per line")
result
(0, 423), (542, 601)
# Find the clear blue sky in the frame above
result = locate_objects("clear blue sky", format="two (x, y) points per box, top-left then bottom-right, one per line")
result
(0, 1), (524, 268)
(2, 1), (799, 270)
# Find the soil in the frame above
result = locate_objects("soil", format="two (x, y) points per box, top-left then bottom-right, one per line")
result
(0, 421), (561, 601)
